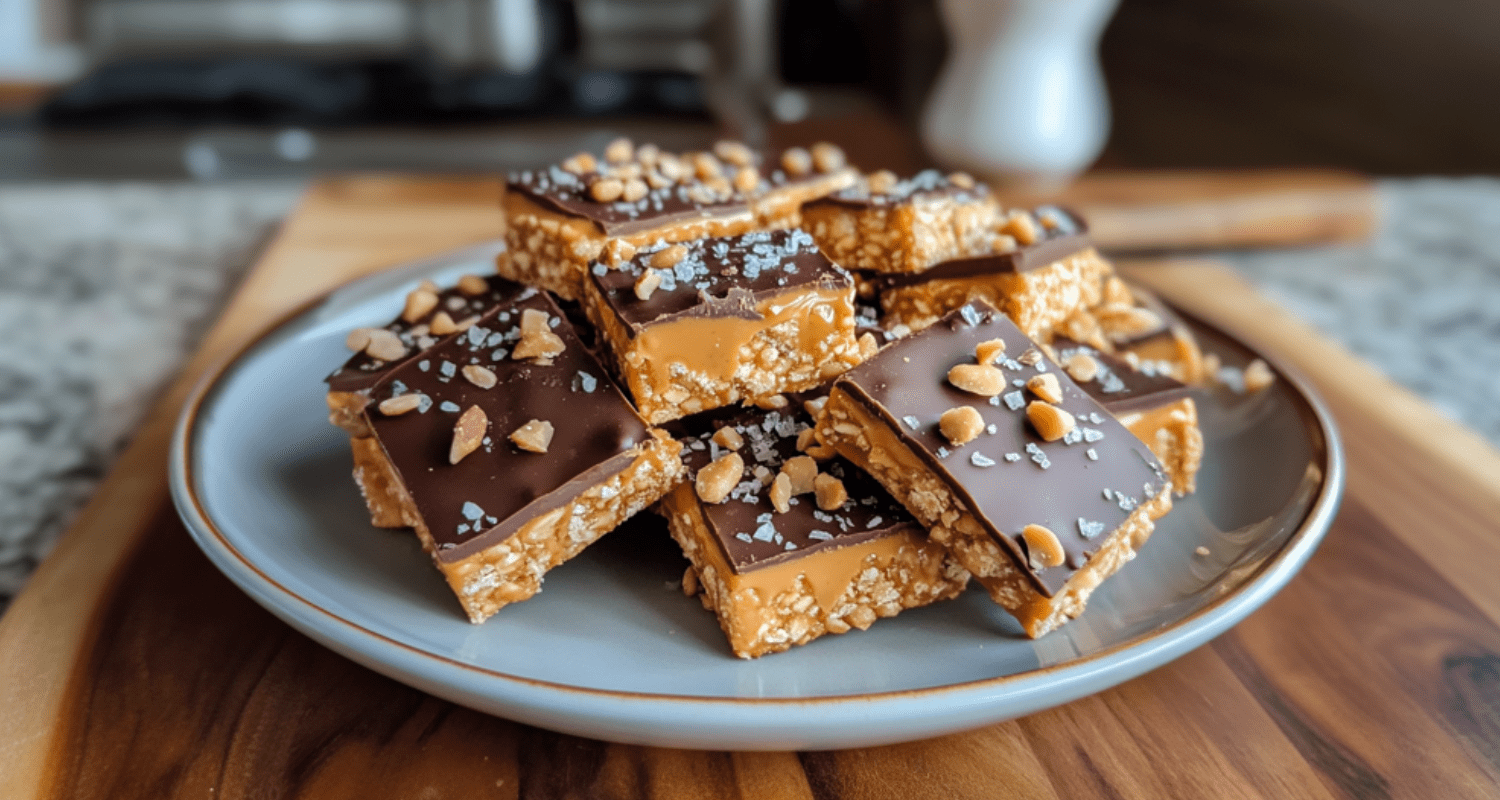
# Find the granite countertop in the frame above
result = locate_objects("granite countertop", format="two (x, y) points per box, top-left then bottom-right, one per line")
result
(1, 177), (1497, 610)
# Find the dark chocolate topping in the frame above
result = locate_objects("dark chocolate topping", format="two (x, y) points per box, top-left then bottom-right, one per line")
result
(325, 275), (516, 394)
(508, 165), (750, 237)
(811, 168), (988, 210)
(364, 283), (653, 562)
(872, 207), (1091, 289)
(1052, 338), (1196, 415)
(673, 400), (921, 574)
(832, 302), (1167, 596)
(590, 229), (852, 336)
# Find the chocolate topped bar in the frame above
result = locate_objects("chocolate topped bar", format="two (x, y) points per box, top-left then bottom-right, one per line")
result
(829, 302), (1168, 595)
(871, 207), (1090, 289)
(675, 404), (923, 574)
(363, 282), (652, 562)
(817, 168), (987, 210)
(326, 275), (515, 394)
(588, 228), (850, 334)
(1053, 337), (1196, 415)
(509, 165), (750, 238)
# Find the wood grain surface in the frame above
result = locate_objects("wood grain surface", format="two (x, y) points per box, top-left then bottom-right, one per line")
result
(2, 176), (1496, 800)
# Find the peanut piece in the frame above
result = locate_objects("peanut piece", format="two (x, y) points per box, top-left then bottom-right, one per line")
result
(634, 270), (662, 301)
(1065, 352), (1099, 383)
(1018, 348), (1042, 366)
(1004, 211), (1039, 246)
(781, 455), (817, 495)
(402, 289), (439, 322)
(509, 418), (554, 453)
(377, 393), (424, 416)
(769, 472), (792, 513)
(939, 406), (984, 446)
(603, 137), (633, 164)
(1026, 373), (1063, 404)
(975, 338), (1007, 365)
(712, 426), (744, 451)
(696, 452), (743, 504)
(714, 140), (754, 167)
(1244, 359), (1275, 392)
(1026, 401), (1076, 442)
(858, 332), (879, 360)
(519, 308), (550, 335)
(810, 142), (845, 173)
(512, 330), (565, 361)
(345, 327), (373, 352)
(796, 428), (818, 452)
(561, 152), (597, 174)
(429, 312), (458, 336)
(813, 473), (847, 511)
(1022, 524), (1066, 569)
(450, 405), (488, 464)
(651, 244), (688, 269)
(948, 363), (1007, 396)
(457, 274), (488, 295)
(802, 396), (828, 418)
(589, 178), (624, 203)
(636, 143), (660, 166)
(948, 171), (975, 189)
(462, 364), (498, 389)
(693, 152), (723, 180)
(733, 166), (759, 193)
(363, 329), (406, 361)
(867, 170), (898, 194)
(622, 178), (648, 202)
(681, 565), (699, 596)
(781, 147), (812, 176)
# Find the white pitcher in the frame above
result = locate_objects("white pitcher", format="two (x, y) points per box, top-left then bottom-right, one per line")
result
(921, 0), (1119, 189)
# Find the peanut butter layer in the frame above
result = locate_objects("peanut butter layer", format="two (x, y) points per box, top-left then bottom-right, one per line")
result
(801, 169), (1004, 274)
(815, 302), (1174, 636)
(582, 229), (864, 423)
(664, 403), (967, 658)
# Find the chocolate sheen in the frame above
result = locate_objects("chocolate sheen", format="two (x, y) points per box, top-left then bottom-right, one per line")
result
(508, 165), (749, 238)
(873, 207), (1090, 289)
(325, 275), (516, 394)
(813, 168), (987, 210)
(590, 228), (851, 335)
(833, 302), (1167, 596)
(1053, 337), (1196, 415)
(674, 400), (921, 574)
(364, 281), (651, 562)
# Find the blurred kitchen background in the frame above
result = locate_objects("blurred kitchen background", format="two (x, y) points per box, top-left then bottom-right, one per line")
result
(3, 0), (1500, 178)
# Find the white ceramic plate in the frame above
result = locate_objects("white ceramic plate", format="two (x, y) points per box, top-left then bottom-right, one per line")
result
(170, 241), (1344, 751)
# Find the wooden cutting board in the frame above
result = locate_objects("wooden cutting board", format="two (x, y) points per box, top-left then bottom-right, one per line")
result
(5, 175), (1499, 800)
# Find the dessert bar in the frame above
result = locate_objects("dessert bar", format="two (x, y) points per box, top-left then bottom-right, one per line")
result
(356, 280), (684, 622)
(875, 206), (1116, 341)
(502, 140), (856, 300)
(580, 228), (869, 423)
(801, 169), (1003, 274)
(661, 401), (969, 658)
(815, 302), (1173, 637)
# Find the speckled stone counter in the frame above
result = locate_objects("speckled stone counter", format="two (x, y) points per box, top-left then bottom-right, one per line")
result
(0, 182), (303, 605)
(1, 177), (1496, 609)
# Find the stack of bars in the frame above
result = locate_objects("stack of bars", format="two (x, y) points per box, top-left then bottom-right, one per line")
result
(325, 139), (1247, 658)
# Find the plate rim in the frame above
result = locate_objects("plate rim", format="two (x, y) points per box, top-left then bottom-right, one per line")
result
(168, 242), (1346, 745)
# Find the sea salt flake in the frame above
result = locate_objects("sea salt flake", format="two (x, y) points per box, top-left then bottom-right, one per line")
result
(971, 452), (996, 467)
